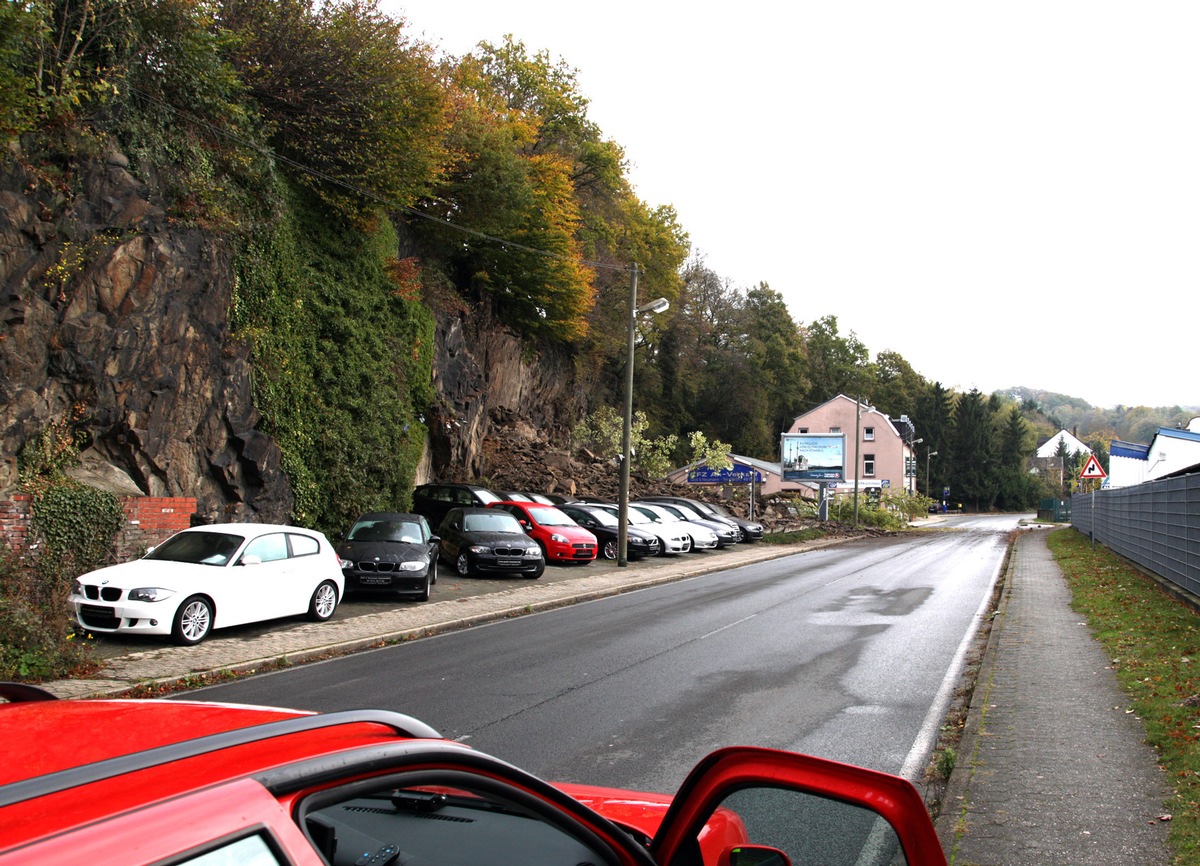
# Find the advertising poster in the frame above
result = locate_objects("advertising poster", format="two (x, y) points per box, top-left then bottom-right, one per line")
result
(781, 433), (845, 481)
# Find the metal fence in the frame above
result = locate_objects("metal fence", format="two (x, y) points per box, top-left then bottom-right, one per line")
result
(1071, 472), (1200, 598)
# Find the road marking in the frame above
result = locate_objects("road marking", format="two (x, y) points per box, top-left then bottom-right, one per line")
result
(700, 614), (757, 639)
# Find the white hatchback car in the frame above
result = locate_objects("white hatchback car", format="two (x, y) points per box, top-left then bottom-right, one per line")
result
(70, 523), (344, 645)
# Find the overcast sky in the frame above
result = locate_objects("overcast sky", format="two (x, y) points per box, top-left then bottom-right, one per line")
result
(389, 1), (1198, 410)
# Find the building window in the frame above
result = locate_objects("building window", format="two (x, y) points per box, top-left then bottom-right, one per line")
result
(864, 454), (875, 476)
(830, 427), (841, 433)
(797, 427), (808, 434)
(864, 426), (874, 441)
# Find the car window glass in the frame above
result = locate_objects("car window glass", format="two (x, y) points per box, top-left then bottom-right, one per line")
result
(289, 533), (320, 557)
(243, 533), (289, 563)
(587, 509), (619, 527)
(464, 512), (523, 533)
(531, 507), (573, 526)
(173, 833), (284, 866)
(299, 774), (616, 866)
(475, 489), (502, 504)
(147, 531), (245, 566)
(692, 787), (908, 866)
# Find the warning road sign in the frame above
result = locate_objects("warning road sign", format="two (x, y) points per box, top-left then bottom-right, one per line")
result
(1079, 455), (1107, 479)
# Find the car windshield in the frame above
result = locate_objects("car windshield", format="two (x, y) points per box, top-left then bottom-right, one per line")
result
(631, 505), (667, 523)
(474, 489), (502, 504)
(463, 512), (525, 533)
(582, 508), (618, 528)
(529, 507), (574, 526)
(145, 531), (245, 566)
(348, 520), (423, 543)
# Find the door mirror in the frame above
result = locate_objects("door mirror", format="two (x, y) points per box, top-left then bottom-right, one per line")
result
(239, 554), (263, 566)
(723, 844), (791, 866)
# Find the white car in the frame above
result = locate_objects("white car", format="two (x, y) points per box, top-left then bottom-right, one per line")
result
(631, 503), (720, 550)
(70, 523), (344, 645)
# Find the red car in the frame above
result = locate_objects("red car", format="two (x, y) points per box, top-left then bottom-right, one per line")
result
(489, 501), (598, 564)
(0, 684), (947, 865)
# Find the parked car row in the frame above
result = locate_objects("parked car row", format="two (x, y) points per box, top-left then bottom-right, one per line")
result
(68, 484), (763, 646)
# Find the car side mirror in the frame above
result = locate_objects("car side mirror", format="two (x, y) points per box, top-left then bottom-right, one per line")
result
(239, 554), (262, 566)
(723, 846), (791, 866)
(429, 534), (440, 544)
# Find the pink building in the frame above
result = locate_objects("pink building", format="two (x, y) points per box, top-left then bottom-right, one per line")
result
(787, 395), (920, 495)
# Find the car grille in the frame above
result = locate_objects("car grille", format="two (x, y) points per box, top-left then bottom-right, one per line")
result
(569, 542), (596, 560)
(79, 605), (121, 629)
(490, 547), (529, 556)
(353, 561), (398, 573)
(83, 585), (122, 601)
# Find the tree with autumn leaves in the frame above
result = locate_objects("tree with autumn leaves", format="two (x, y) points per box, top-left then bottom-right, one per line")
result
(5, 0), (1161, 523)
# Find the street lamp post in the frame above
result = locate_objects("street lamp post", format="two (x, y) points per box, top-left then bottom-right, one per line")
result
(618, 263), (668, 566)
(926, 449), (938, 500)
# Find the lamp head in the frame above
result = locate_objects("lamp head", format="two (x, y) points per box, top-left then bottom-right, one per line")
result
(638, 297), (670, 315)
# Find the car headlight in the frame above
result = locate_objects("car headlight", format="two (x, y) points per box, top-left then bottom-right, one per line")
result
(550, 533), (569, 544)
(339, 558), (354, 569)
(468, 545), (490, 554)
(527, 546), (542, 556)
(129, 587), (175, 603)
(71, 578), (83, 595)
(398, 561), (424, 571)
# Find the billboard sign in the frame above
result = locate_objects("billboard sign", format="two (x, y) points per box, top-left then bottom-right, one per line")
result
(781, 433), (846, 481)
(687, 462), (763, 484)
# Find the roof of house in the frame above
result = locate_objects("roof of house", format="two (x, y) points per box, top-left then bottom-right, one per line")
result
(1036, 430), (1092, 458)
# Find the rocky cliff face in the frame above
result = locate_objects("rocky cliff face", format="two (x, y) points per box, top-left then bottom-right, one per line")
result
(1, 148), (294, 522)
(425, 306), (589, 485)
(1, 146), (589, 520)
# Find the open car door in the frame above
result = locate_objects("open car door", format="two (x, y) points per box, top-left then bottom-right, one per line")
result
(651, 747), (947, 866)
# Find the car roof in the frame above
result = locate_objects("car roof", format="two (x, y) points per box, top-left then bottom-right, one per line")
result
(0, 698), (447, 839)
(178, 523), (324, 537)
(352, 512), (423, 522)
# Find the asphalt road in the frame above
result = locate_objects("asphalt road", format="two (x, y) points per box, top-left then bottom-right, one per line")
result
(189, 514), (1016, 795)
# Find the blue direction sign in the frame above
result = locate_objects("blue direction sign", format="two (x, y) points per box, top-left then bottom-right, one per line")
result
(687, 463), (763, 484)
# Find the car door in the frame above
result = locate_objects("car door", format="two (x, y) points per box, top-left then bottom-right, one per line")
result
(651, 747), (947, 866)
(230, 531), (297, 625)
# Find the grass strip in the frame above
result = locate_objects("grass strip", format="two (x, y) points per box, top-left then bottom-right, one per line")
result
(1048, 527), (1200, 865)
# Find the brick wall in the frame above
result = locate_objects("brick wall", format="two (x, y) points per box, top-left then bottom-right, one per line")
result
(0, 494), (197, 562)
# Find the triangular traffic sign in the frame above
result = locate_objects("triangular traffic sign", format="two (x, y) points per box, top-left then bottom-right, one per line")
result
(1079, 455), (1107, 479)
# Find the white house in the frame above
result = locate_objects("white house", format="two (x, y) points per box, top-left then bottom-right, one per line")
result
(1108, 440), (1149, 488)
(1146, 426), (1200, 481)
(1106, 420), (1200, 487)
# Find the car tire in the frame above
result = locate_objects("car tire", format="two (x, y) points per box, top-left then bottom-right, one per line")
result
(456, 553), (473, 577)
(416, 573), (431, 602)
(602, 539), (619, 560)
(172, 595), (213, 646)
(307, 580), (339, 622)
(429, 558), (438, 586)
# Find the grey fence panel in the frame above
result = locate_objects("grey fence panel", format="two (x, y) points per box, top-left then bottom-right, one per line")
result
(1071, 473), (1200, 597)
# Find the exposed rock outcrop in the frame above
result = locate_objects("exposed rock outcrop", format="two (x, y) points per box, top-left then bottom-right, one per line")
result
(1, 148), (292, 521)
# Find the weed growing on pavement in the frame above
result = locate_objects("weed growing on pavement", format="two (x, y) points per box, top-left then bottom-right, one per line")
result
(1048, 528), (1200, 865)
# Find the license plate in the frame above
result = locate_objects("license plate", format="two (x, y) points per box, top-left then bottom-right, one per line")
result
(496, 560), (519, 567)
(359, 576), (391, 585)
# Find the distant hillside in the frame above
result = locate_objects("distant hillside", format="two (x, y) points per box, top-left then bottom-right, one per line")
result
(1003, 387), (1199, 447)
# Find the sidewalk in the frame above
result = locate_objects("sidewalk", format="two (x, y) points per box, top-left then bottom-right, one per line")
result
(936, 528), (1172, 865)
